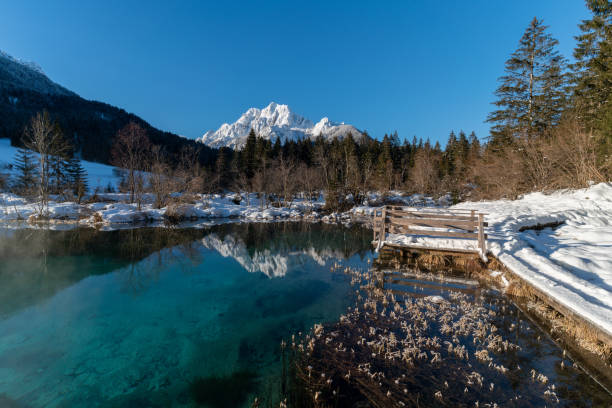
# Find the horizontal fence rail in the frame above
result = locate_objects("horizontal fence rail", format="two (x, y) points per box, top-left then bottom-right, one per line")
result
(373, 206), (487, 256)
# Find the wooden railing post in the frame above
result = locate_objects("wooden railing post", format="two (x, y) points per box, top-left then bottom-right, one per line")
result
(470, 210), (476, 232)
(373, 209), (379, 241)
(478, 213), (486, 255)
(377, 206), (387, 249)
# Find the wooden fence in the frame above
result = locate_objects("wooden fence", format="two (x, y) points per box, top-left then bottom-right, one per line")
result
(373, 206), (488, 256)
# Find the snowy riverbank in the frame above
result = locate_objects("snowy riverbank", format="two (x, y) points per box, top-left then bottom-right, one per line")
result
(0, 190), (450, 227)
(379, 183), (612, 341)
(1, 181), (611, 341)
(454, 183), (612, 339)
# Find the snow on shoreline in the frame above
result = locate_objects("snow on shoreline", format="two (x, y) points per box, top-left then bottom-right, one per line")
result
(0, 192), (311, 225)
(0, 190), (450, 227)
(1, 156), (611, 340)
(381, 183), (612, 338)
(453, 183), (612, 338)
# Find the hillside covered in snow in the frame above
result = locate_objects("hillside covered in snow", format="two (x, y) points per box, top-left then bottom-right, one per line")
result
(0, 138), (119, 191)
(198, 102), (363, 149)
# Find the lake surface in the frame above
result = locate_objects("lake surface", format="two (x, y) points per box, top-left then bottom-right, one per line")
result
(0, 223), (373, 407)
(0, 222), (609, 407)
(304, 269), (612, 407)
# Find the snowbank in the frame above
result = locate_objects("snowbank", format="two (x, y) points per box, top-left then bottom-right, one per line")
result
(0, 138), (120, 190)
(452, 183), (612, 338)
(383, 234), (480, 253)
(0, 192), (327, 226)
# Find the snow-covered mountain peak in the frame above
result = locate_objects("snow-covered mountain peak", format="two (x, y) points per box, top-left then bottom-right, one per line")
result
(0, 49), (74, 96)
(198, 102), (362, 149)
(0, 50), (45, 75)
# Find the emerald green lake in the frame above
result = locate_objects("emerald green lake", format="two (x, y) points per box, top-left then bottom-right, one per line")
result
(0, 223), (373, 407)
(0, 222), (609, 407)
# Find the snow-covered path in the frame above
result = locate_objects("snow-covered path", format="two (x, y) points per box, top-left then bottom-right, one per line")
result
(454, 183), (612, 338)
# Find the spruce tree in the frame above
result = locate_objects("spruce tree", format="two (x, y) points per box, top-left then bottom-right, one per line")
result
(13, 147), (37, 196)
(468, 131), (481, 161)
(215, 148), (229, 188)
(572, 0), (612, 133)
(444, 131), (458, 177)
(49, 152), (70, 194)
(243, 128), (258, 178)
(376, 135), (393, 190)
(66, 156), (88, 203)
(457, 131), (470, 162)
(272, 136), (281, 158)
(487, 17), (568, 142)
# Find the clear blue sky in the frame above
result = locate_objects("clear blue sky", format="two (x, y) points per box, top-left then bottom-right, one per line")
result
(0, 0), (590, 145)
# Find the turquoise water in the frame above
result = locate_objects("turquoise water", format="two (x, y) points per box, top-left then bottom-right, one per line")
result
(0, 223), (373, 407)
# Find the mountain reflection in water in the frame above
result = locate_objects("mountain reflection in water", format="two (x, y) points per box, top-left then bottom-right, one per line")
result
(0, 222), (373, 407)
(0, 222), (372, 317)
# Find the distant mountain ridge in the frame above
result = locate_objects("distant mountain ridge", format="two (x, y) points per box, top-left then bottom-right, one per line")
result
(0, 50), (74, 96)
(198, 102), (362, 149)
(0, 50), (215, 166)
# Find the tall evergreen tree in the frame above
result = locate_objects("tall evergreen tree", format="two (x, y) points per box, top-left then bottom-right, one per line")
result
(443, 131), (458, 176)
(49, 151), (70, 194)
(376, 135), (394, 190)
(572, 0), (612, 133)
(272, 136), (281, 158)
(457, 131), (470, 162)
(487, 17), (568, 142)
(66, 156), (88, 203)
(13, 147), (37, 195)
(242, 128), (258, 178)
(215, 147), (230, 188)
(468, 131), (481, 161)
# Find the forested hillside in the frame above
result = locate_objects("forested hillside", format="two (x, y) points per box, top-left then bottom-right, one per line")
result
(0, 52), (216, 167)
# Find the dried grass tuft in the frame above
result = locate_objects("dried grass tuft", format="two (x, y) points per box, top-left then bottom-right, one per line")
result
(417, 253), (450, 269)
(453, 257), (484, 274)
(528, 300), (612, 360)
(506, 281), (535, 300)
(92, 212), (103, 224)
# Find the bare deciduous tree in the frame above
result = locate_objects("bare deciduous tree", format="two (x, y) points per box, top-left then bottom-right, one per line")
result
(251, 156), (269, 210)
(537, 119), (607, 189)
(234, 172), (252, 207)
(176, 145), (203, 194)
(111, 122), (151, 209)
(299, 164), (323, 212)
(149, 145), (174, 209)
(23, 111), (70, 217)
(276, 153), (296, 207)
(409, 148), (439, 195)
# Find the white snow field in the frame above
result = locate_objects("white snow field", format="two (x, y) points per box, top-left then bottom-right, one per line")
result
(456, 183), (612, 338)
(0, 189), (447, 226)
(0, 138), (120, 190)
(0, 192), (315, 224)
(382, 183), (612, 338)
